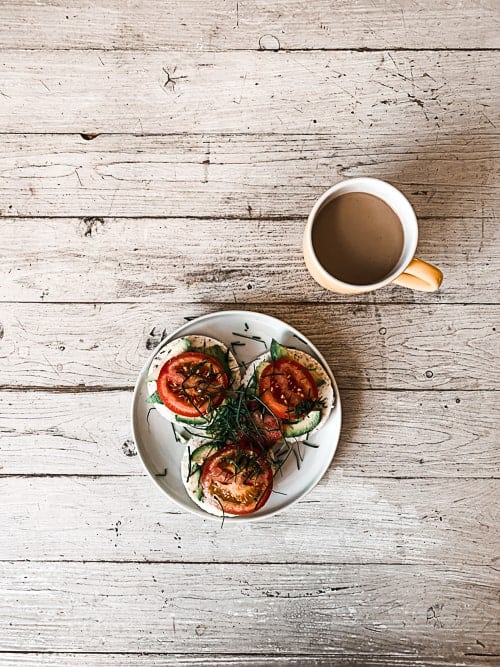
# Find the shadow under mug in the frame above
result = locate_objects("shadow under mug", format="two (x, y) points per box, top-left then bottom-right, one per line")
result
(303, 177), (443, 294)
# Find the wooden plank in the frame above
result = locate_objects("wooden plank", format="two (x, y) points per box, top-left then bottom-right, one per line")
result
(0, 390), (134, 475)
(0, 215), (497, 304)
(0, 390), (497, 478)
(0, 1), (499, 50)
(0, 562), (497, 656)
(0, 51), (497, 133)
(0, 303), (497, 390)
(1, 655), (497, 667)
(1, 476), (498, 564)
(0, 133), (496, 220)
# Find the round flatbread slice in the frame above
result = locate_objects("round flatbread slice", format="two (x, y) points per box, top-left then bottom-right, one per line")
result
(146, 335), (241, 427)
(181, 438), (274, 517)
(181, 439), (236, 517)
(242, 340), (334, 441)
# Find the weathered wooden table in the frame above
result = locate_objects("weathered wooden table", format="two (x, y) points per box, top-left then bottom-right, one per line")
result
(0, 2), (499, 665)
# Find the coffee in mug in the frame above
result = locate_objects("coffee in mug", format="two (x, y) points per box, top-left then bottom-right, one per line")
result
(303, 178), (443, 294)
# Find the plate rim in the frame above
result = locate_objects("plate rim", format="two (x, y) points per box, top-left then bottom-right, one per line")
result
(131, 309), (342, 522)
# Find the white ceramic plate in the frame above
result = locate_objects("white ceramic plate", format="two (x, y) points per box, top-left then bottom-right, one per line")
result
(131, 310), (342, 522)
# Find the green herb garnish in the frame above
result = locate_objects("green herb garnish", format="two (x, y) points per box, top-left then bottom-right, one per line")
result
(231, 331), (267, 347)
(292, 333), (308, 346)
(303, 440), (319, 448)
(146, 407), (155, 427)
(146, 391), (163, 404)
(291, 397), (326, 420)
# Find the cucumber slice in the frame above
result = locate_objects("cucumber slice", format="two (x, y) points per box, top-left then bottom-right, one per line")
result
(190, 443), (219, 465)
(185, 465), (203, 500)
(282, 410), (321, 437)
(174, 414), (209, 426)
(189, 443), (220, 500)
(249, 360), (269, 386)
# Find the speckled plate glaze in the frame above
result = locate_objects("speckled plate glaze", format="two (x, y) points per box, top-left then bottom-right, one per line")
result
(131, 310), (342, 522)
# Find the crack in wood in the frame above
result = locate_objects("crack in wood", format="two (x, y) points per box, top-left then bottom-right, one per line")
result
(161, 66), (187, 93)
(80, 217), (104, 237)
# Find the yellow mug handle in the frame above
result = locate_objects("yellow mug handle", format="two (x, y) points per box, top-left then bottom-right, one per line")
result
(392, 258), (443, 292)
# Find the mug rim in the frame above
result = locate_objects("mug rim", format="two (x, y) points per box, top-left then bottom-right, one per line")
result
(305, 177), (419, 292)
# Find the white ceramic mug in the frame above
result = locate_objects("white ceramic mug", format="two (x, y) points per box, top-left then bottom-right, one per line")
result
(303, 177), (443, 294)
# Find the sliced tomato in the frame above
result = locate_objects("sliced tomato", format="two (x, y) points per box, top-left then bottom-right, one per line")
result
(258, 357), (318, 421)
(200, 444), (273, 515)
(249, 409), (282, 448)
(157, 351), (228, 418)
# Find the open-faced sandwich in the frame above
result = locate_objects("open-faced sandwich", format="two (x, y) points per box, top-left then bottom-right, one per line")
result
(181, 438), (274, 517)
(146, 335), (241, 426)
(242, 339), (334, 441)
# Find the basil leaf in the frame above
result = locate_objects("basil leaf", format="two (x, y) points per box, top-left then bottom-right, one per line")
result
(146, 391), (163, 404)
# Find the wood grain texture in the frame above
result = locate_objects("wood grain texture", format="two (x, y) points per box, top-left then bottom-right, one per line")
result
(1, 214), (498, 304)
(0, 0), (499, 50)
(0, 390), (496, 478)
(1, 476), (498, 564)
(0, 390), (135, 475)
(0, 563), (498, 655)
(0, 133), (496, 220)
(0, 1), (498, 663)
(2, 655), (498, 667)
(0, 51), (497, 133)
(0, 303), (497, 390)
